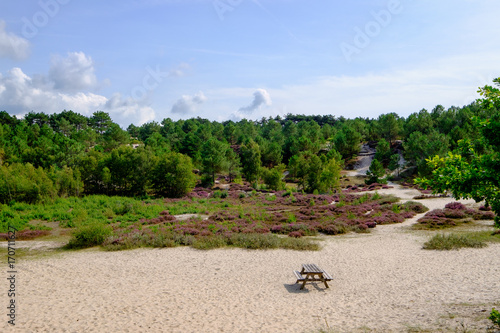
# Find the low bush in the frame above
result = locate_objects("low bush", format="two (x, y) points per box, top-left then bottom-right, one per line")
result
(444, 201), (466, 210)
(423, 233), (487, 250)
(192, 236), (227, 250)
(415, 203), (497, 230)
(228, 233), (280, 249)
(490, 308), (500, 329)
(66, 224), (112, 249)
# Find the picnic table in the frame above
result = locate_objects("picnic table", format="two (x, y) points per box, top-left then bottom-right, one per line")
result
(293, 264), (332, 290)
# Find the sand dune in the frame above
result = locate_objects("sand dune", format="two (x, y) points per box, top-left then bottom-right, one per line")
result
(3, 185), (500, 332)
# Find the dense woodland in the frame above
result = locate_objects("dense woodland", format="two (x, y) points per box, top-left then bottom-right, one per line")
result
(0, 78), (499, 206)
(0, 97), (497, 205)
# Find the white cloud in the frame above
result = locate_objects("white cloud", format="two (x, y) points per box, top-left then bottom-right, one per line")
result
(202, 52), (499, 122)
(269, 53), (499, 119)
(0, 67), (105, 116)
(49, 52), (98, 91)
(0, 20), (30, 60)
(0, 67), (154, 127)
(171, 91), (207, 114)
(104, 93), (156, 126)
(167, 62), (191, 78)
(238, 88), (272, 113)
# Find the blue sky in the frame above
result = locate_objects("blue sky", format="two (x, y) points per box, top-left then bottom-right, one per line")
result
(1, 0), (500, 127)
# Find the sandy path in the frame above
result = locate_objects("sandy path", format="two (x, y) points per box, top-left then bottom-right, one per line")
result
(3, 186), (500, 332)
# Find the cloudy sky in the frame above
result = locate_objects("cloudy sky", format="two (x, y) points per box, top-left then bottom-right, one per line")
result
(1, 0), (500, 127)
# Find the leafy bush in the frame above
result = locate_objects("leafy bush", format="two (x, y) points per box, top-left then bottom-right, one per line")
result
(66, 224), (112, 249)
(489, 308), (500, 329)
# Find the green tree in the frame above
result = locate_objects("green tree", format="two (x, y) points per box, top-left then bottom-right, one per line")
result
(388, 153), (401, 176)
(378, 113), (401, 144)
(102, 123), (129, 150)
(240, 140), (261, 182)
(50, 166), (84, 197)
(333, 125), (361, 159)
(151, 152), (197, 198)
(417, 78), (500, 227)
(404, 109), (434, 136)
(366, 159), (385, 185)
(292, 152), (341, 193)
(201, 137), (228, 185)
(90, 111), (112, 134)
(374, 138), (391, 167)
(0, 163), (56, 203)
(261, 164), (286, 191)
(225, 147), (241, 183)
(261, 141), (283, 167)
(403, 130), (450, 176)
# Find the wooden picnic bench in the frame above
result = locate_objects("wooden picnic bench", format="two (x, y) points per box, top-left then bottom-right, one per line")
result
(294, 263), (332, 290)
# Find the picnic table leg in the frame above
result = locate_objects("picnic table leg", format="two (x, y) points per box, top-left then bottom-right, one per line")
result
(323, 280), (329, 289)
(300, 279), (307, 290)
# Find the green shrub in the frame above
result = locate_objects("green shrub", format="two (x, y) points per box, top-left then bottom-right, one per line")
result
(489, 308), (500, 329)
(192, 236), (227, 250)
(66, 224), (112, 249)
(423, 233), (487, 250)
(278, 237), (320, 251)
(287, 213), (297, 223)
(228, 233), (279, 249)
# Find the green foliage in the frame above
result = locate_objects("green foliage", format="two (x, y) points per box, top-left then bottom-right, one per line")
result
(422, 233), (487, 250)
(0, 163), (57, 204)
(333, 124), (361, 159)
(489, 308), (500, 329)
(365, 159), (385, 185)
(290, 151), (341, 193)
(240, 140), (261, 182)
(374, 139), (391, 167)
(151, 152), (197, 198)
(190, 233), (320, 251)
(201, 137), (229, 185)
(261, 164), (286, 191)
(403, 130), (450, 176)
(416, 79), (500, 227)
(66, 224), (112, 249)
(377, 112), (401, 144)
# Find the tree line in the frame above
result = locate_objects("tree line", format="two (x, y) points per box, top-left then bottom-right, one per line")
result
(0, 83), (498, 204)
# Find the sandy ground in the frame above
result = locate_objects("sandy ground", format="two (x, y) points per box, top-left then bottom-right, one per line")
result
(3, 184), (500, 333)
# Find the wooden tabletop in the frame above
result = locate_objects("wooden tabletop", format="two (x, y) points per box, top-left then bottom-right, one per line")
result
(301, 263), (323, 274)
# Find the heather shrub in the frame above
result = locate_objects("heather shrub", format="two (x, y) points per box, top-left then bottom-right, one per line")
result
(473, 210), (495, 220)
(288, 231), (304, 238)
(444, 201), (465, 210)
(318, 224), (348, 235)
(402, 201), (429, 213)
(444, 209), (466, 219)
(365, 221), (377, 228)
(354, 224), (369, 233)
(16, 229), (51, 240)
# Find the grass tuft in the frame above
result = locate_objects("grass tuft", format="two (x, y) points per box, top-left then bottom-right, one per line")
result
(423, 233), (487, 250)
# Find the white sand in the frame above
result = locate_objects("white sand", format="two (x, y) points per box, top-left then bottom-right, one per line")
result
(3, 185), (500, 332)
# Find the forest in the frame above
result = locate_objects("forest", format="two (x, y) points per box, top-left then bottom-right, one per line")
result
(1, 79), (499, 247)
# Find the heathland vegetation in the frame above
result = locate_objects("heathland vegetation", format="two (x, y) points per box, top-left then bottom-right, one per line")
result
(1, 78), (499, 249)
